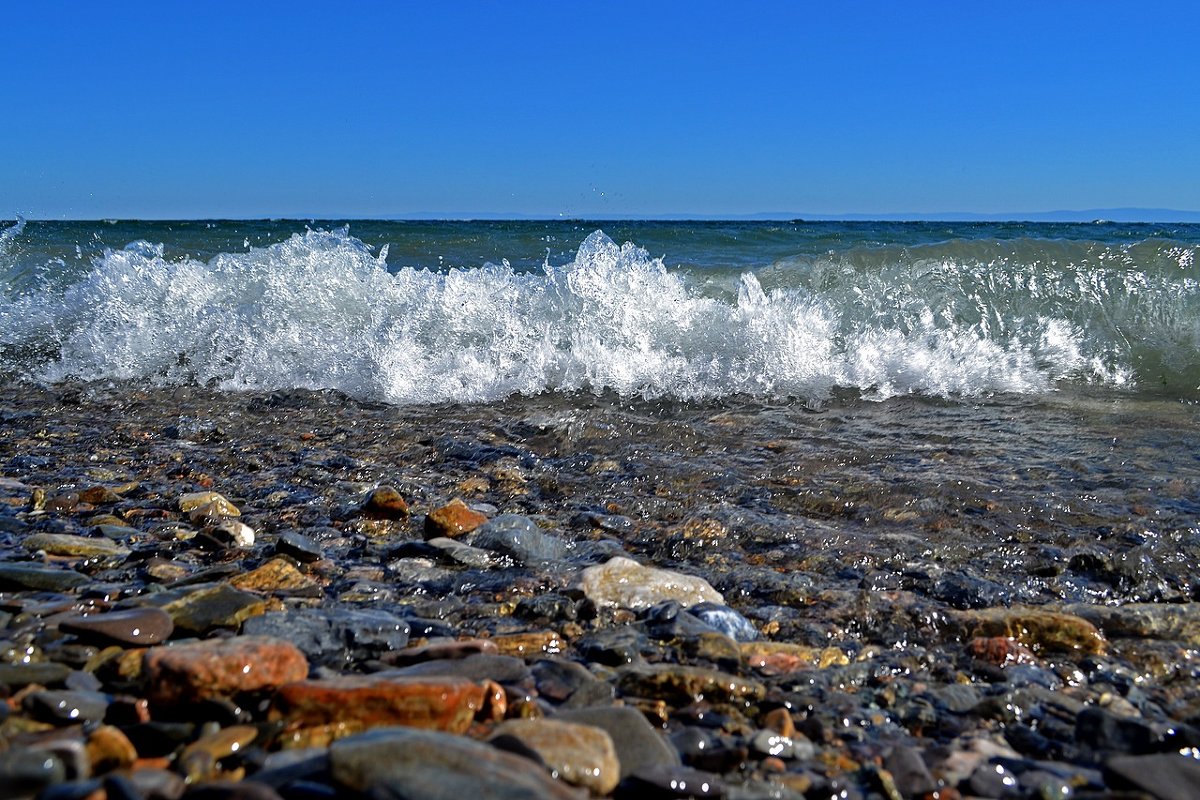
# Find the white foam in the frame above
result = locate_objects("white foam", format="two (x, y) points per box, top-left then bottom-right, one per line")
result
(0, 227), (1148, 403)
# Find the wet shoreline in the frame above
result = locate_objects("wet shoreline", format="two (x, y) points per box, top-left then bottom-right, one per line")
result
(1, 381), (1199, 799)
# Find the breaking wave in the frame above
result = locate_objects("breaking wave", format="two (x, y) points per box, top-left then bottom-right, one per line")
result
(1, 222), (1198, 403)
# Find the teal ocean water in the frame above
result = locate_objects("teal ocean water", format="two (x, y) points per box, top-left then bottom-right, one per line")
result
(2, 219), (1198, 403)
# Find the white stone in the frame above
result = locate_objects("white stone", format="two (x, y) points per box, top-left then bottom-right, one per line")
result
(579, 556), (723, 611)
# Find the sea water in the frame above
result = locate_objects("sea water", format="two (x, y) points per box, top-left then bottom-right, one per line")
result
(3, 219), (1199, 402)
(2, 218), (1199, 605)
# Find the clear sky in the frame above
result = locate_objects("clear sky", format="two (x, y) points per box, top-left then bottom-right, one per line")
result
(3, 1), (1198, 219)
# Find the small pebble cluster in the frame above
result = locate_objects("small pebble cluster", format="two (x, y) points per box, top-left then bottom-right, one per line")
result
(0, 384), (1198, 800)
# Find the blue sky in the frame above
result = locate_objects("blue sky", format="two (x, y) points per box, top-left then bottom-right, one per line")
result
(3, 1), (1197, 219)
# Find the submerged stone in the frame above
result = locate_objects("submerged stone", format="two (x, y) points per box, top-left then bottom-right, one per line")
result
(469, 514), (569, 563)
(489, 718), (620, 794)
(329, 727), (583, 799)
(271, 674), (502, 742)
(579, 557), (723, 611)
(59, 607), (174, 646)
(143, 635), (309, 705)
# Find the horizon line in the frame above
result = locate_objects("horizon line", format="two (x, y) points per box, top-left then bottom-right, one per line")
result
(9, 206), (1200, 224)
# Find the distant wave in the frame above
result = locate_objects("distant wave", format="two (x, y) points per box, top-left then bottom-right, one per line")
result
(2, 222), (1198, 403)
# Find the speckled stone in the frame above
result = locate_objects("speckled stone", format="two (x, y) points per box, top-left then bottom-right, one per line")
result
(580, 557), (723, 611)
(617, 663), (765, 707)
(143, 635), (309, 705)
(271, 674), (503, 742)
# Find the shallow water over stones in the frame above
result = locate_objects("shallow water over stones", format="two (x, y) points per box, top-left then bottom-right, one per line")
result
(0, 382), (1199, 798)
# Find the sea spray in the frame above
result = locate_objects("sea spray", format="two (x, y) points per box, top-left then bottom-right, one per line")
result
(2, 222), (1198, 402)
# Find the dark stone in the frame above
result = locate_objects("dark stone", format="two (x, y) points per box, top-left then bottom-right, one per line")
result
(968, 762), (1020, 797)
(530, 658), (610, 705)
(0, 563), (89, 592)
(383, 653), (529, 684)
(58, 606), (175, 646)
(0, 662), (71, 687)
(1105, 752), (1200, 800)
(329, 727), (580, 799)
(183, 781), (285, 800)
(577, 627), (650, 666)
(242, 608), (410, 668)
(515, 593), (578, 623)
(555, 705), (681, 778)
(23, 689), (110, 724)
(276, 531), (323, 563)
(0, 750), (66, 798)
(468, 515), (569, 564)
(884, 746), (936, 797)
(1076, 706), (1165, 755)
(124, 767), (187, 800)
(619, 765), (726, 799)
(122, 722), (197, 758)
(36, 779), (104, 800)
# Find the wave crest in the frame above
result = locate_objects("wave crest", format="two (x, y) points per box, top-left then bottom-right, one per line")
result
(1, 226), (1194, 402)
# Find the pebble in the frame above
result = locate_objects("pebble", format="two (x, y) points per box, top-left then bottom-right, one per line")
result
(554, 706), (682, 778)
(58, 607), (175, 646)
(688, 603), (758, 642)
(21, 532), (131, 559)
(622, 764), (727, 799)
(328, 727), (583, 799)
(0, 563), (90, 591)
(136, 581), (267, 635)
(469, 514), (570, 563)
(179, 491), (241, 516)
(580, 557), (724, 610)
(424, 498), (489, 539)
(274, 530), (323, 562)
(142, 635), (309, 705)
(242, 608), (411, 668)
(1104, 752), (1200, 800)
(489, 718), (621, 794)
(958, 607), (1106, 654)
(270, 674), (501, 741)
(0, 750), (67, 798)
(23, 689), (110, 724)
(230, 557), (318, 594)
(358, 485), (409, 519)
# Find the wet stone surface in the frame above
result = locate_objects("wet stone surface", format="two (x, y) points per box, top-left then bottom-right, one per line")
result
(0, 383), (1198, 799)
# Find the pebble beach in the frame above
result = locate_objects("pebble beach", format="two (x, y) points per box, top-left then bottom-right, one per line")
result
(2, 380), (1199, 800)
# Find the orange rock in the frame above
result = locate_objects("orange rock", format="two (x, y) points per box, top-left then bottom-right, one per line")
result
(359, 485), (409, 519)
(143, 635), (308, 705)
(230, 558), (318, 593)
(270, 674), (497, 740)
(423, 498), (488, 539)
(87, 724), (138, 772)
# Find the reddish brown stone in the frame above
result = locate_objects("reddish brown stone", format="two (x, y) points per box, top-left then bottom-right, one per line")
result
(360, 485), (409, 519)
(143, 635), (308, 705)
(87, 724), (139, 773)
(423, 498), (488, 539)
(967, 636), (1039, 667)
(270, 674), (496, 741)
(78, 486), (121, 505)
